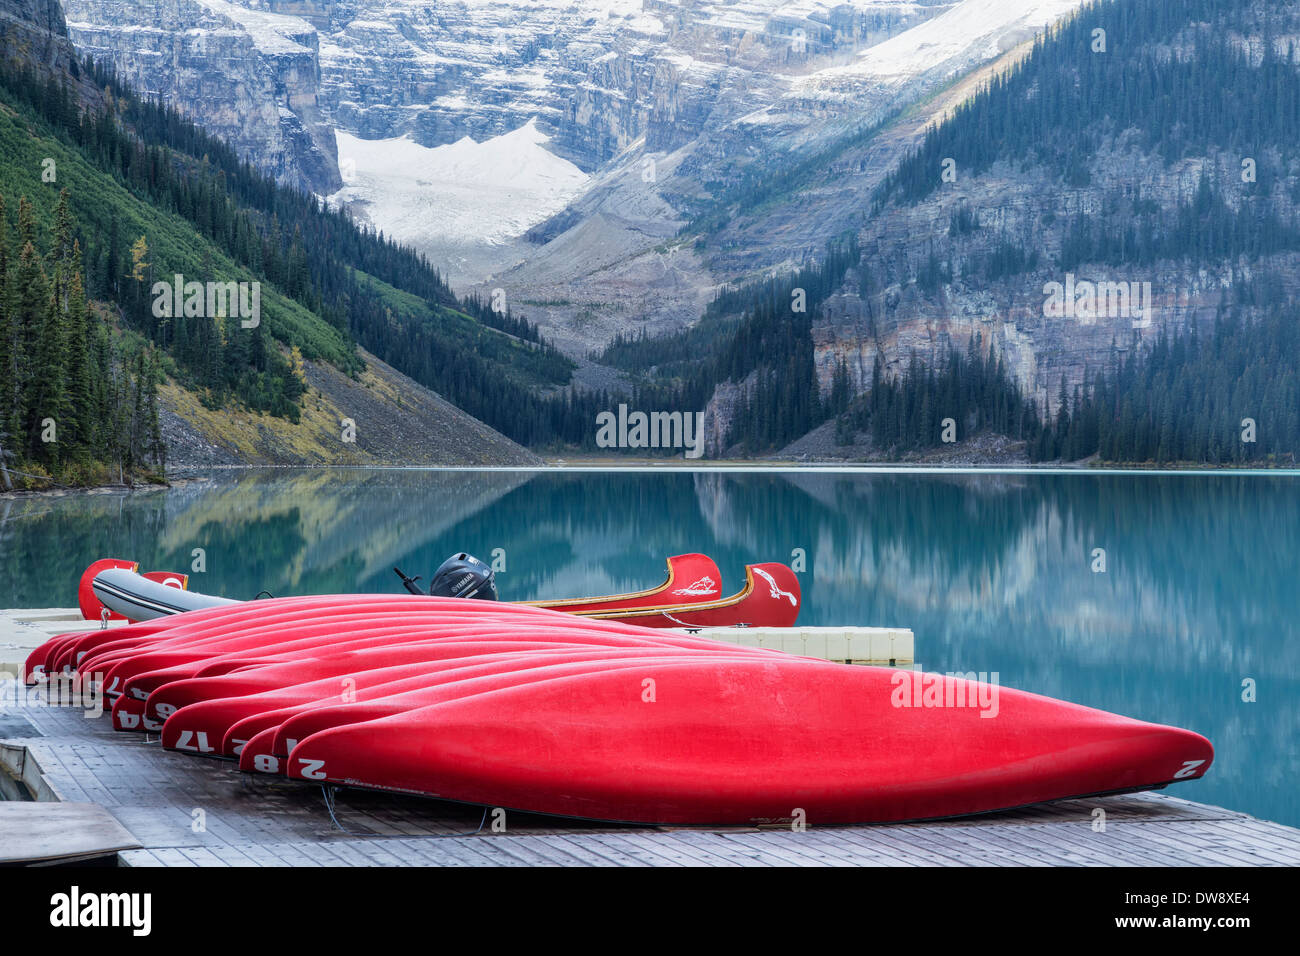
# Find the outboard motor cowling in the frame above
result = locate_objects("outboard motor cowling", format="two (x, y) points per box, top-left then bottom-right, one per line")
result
(427, 552), (498, 601)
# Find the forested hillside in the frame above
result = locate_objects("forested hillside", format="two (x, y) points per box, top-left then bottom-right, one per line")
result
(868, 0), (1300, 463)
(599, 238), (862, 454)
(0, 187), (163, 484)
(609, 0), (1300, 464)
(0, 6), (601, 485)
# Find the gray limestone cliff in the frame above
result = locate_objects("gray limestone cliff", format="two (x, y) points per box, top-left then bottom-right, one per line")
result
(61, 0), (341, 194)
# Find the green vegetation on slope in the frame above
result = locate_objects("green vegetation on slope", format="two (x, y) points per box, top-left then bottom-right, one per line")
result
(627, 0), (1300, 462)
(0, 44), (597, 464)
(0, 188), (165, 486)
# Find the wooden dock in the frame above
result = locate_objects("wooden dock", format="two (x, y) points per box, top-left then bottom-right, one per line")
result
(0, 607), (133, 679)
(3, 680), (1298, 867)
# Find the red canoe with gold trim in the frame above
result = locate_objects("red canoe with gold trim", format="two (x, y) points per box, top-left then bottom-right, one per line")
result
(523, 553), (723, 613)
(579, 563), (801, 629)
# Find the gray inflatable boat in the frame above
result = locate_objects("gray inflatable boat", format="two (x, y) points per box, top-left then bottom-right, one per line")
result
(92, 568), (240, 621)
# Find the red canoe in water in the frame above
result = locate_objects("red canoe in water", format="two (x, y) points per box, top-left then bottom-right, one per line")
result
(281, 659), (1212, 825)
(522, 553), (724, 612)
(580, 563), (801, 629)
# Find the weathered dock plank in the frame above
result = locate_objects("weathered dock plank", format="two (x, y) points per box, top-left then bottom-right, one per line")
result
(0, 802), (141, 864)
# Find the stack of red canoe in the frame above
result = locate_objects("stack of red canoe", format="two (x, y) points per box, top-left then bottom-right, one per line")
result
(23, 593), (1213, 826)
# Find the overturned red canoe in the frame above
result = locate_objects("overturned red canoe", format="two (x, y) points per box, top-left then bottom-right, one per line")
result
(284, 659), (1213, 825)
(238, 653), (762, 775)
(125, 625), (786, 729)
(97, 605), (778, 696)
(90, 610), (621, 695)
(35, 594), (484, 681)
(68, 594), (667, 681)
(149, 647), (762, 760)
(162, 647), (703, 757)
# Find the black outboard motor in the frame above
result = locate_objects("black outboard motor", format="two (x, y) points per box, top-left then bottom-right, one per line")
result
(426, 552), (498, 601)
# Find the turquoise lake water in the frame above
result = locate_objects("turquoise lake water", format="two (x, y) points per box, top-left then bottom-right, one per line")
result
(1, 467), (1295, 826)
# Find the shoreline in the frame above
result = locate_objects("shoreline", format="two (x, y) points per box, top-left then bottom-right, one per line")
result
(6, 459), (1300, 497)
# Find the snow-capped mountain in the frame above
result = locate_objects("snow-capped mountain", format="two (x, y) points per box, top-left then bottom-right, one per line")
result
(58, 0), (1086, 343)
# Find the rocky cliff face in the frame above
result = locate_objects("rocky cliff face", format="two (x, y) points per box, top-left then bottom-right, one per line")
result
(306, 0), (933, 171)
(0, 0), (79, 74)
(46, 0), (1107, 421)
(810, 151), (1286, 420)
(474, 0), (1087, 356)
(61, 0), (341, 194)
(46, 0), (947, 214)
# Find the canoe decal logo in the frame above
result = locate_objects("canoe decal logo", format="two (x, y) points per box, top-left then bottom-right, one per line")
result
(1173, 759), (1207, 779)
(753, 568), (798, 606)
(673, 576), (719, 596)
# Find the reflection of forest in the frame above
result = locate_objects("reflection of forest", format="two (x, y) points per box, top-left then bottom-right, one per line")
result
(0, 469), (532, 604)
(437, 472), (733, 603)
(692, 471), (1299, 671)
(0, 467), (1295, 825)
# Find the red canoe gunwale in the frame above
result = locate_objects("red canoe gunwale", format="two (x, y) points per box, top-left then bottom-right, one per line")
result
(520, 553), (723, 613)
(576, 563), (801, 629)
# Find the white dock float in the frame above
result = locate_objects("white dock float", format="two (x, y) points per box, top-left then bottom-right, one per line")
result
(0, 609), (913, 676)
(677, 626), (913, 665)
(0, 802), (143, 865)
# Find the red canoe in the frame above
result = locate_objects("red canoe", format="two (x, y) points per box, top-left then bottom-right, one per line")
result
(119, 623), (786, 730)
(49, 593), (640, 681)
(34, 594), (489, 681)
(149, 647), (767, 759)
(523, 553), (723, 612)
(283, 659), (1213, 825)
(238, 653), (760, 775)
(579, 563), (801, 629)
(88, 609), (624, 694)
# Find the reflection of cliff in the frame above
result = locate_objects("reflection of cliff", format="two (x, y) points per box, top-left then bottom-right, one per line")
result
(690, 470), (1300, 681)
(431, 472), (720, 603)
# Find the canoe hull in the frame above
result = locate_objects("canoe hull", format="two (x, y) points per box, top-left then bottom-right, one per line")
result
(285, 660), (1212, 825)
